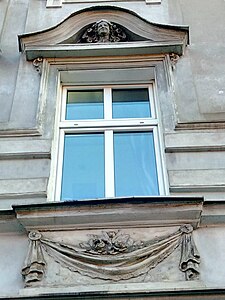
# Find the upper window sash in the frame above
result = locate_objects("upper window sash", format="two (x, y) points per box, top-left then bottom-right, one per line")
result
(60, 84), (157, 125)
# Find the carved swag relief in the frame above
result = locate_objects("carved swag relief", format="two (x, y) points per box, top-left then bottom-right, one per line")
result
(22, 225), (200, 287)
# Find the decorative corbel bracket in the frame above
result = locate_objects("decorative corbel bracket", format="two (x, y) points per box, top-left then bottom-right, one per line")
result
(169, 53), (180, 70)
(32, 57), (43, 75)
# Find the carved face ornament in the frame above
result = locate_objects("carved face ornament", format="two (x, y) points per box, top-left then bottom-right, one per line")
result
(78, 19), (127, 44)
(97, 20), (110, 37)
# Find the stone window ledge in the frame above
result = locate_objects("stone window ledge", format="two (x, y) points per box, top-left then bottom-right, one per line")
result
(13, 196), (203, 231)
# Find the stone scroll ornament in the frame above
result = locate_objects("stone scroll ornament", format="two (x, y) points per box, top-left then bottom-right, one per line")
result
(32, 57), (43, 75)
(22, 225), (200, 286)
(78, 19), (127, 43)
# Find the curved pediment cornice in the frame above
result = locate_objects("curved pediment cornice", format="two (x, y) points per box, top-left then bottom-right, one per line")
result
(18, 6), (189, 60)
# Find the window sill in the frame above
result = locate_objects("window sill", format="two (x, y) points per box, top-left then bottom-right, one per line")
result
(14, 196), (203, 231)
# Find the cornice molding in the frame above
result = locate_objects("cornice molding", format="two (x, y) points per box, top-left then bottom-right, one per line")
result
(18, 286), (225, 299)
(0, 128), (41, 137)
(175, 121), (225, 130)
(3, 199), (225, 233)
(24, 42), (186, 61)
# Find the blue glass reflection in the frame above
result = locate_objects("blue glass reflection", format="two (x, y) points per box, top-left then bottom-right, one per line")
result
(66, 90), (104, 120)
(114, 132), (159, 197)
(112, 89), (151, 119)
(61, 134), (105, 201)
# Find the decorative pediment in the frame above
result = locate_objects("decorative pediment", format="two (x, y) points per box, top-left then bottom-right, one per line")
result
(18, 7), (189, 60)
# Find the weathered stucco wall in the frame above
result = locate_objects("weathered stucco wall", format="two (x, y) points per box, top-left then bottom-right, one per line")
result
(0, 232), (27, 297)
(1, 225), (225, 297)
(0, 2), (225, 297)
(0, 0), (225, 209)
(0, 0), (225, 207)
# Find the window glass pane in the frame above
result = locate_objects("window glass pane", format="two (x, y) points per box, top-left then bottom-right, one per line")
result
(66, 90), (104, 120)
(112, 88), (151, 118)
(61, 133), (105, 200)
(114, 132), (159, 197)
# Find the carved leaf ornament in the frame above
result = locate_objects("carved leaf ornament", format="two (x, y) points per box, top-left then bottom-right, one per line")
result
(22, 225), (200, 286)
(80, 231), (144, 255)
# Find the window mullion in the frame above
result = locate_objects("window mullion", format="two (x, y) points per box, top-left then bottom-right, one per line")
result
(148, 84), (156, 119)
(104, 88), (112, 120)
(104, 130), (115, 198)
(104, 88), (115, 197)
(61, 88), (67, 121)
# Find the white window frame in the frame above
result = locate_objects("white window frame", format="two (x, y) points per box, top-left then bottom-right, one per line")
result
(46, 0), (161, 8)
(53, 82), (166, 202)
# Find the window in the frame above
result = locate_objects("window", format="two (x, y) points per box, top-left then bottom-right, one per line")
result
(55, 83), (165, 201)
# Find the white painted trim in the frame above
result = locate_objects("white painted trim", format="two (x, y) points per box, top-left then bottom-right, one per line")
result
(105, 130), (115, 197)
(60, 87), (67, 121)
(59, 119), (158, 129)
(104, 88), (112, 120)
(62, 125), (156, 133)
(64, 84), (154, 90)
(152, 76), (170, 196)
(148, 83), (156, 119)
(153, 127), (165, 195)
(47, 74), (62, 202)
(46, 0), (161, 7)
(49, 86), (68, 203)
(55, 130), (65, 202)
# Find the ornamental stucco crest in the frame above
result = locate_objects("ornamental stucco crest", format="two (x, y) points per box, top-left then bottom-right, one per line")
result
(78, 19), (127, 43)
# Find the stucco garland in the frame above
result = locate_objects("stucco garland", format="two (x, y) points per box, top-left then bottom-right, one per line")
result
(21, 225), (200, 287)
